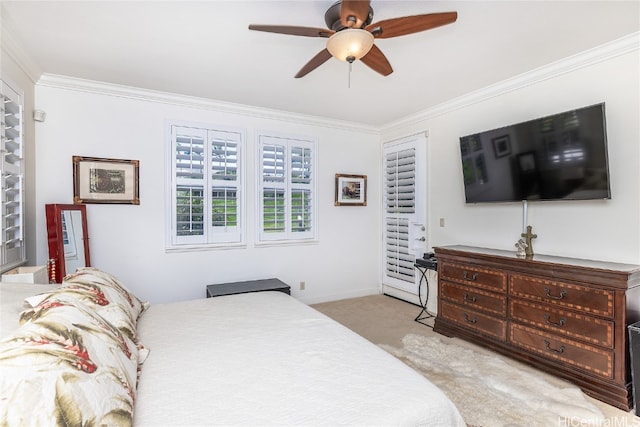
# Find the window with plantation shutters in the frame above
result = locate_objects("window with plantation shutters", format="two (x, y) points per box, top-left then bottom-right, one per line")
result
(258, 133), (316, 242)
(0, 80), (26, 271)
(168, 123), (244, 248)
(382, 135), (426, 294)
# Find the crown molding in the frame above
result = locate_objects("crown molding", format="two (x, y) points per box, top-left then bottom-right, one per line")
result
(36, 74), (379, 135)
(381, 31), (640, 134)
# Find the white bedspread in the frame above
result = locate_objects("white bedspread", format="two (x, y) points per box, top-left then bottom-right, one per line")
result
(0, 283), (56, 339)
(134, 292), (464, 426)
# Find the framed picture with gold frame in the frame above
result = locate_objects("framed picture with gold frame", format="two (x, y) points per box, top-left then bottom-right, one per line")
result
(335, 174), (367, 206)
(73, 156), (140, 205)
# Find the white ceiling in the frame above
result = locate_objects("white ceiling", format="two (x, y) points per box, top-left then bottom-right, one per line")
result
(2, 1), (638, 127)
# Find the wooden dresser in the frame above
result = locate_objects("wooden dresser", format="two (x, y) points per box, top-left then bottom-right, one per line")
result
(433, 245), (640, 411)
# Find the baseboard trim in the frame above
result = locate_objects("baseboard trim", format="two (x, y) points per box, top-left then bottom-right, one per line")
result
(382, 285), (421, 306)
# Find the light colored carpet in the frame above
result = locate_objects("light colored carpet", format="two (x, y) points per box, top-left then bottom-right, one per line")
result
(312, 294), (639, 427)
(382, 333), (604, 427)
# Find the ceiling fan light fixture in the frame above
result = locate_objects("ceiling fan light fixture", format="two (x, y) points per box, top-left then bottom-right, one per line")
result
(326, 28), (374, 62)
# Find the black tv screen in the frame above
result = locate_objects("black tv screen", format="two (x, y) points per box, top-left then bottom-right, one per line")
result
(459, 103), (611, 203)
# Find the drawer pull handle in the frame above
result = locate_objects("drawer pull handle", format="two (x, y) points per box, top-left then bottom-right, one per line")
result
(463, 313), (477, 324)
(544, 339), (565, 354)
(463, 293), (477, 303)
(463, 271), (479, 281)
(544, 314), (566, 327)
(544, 287), (567, 300)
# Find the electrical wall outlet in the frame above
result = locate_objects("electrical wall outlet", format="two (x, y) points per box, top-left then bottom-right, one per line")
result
(299, 281), (305, 291)
(440, 218), (445, 227)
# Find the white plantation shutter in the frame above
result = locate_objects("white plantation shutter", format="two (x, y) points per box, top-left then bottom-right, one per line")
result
(174, 127), (206, 242)
(169, 124), (243, 247)
(382, 135), (426, 294)
(210, 130), (240, 241)
(258, 134), (316, 242)
(0, 80), (25, 271)
(385, 148), (416, 285)
(261, 143), (286, 234)
(290, 146), (312, 233)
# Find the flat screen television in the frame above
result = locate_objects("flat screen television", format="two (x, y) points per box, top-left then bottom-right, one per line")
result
(459, 103), (611, 203)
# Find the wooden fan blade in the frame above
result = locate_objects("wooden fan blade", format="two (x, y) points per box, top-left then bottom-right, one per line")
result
(340, 0), (371, 28)
(295, 49), (333, 78)
(360, 44), (393, 76)
(366, 12), (457, 39)
(248, 24), (334, 38)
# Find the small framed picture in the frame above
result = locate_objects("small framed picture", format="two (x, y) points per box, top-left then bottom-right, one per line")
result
(73, 156), (140, 205)
(335, 174), (367, 206)
(492, 135), (511, 158)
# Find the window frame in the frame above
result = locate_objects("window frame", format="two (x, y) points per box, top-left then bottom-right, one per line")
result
(165, 120), (246, 251)
(256, 131), (318, 245)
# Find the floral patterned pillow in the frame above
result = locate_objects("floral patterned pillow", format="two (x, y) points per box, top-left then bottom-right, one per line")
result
(0, 295), (139, 426)
(64, 267), (148, 321)
(26, 267), (148, 344)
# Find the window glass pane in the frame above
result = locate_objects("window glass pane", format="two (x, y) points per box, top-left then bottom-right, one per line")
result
(211, 136), (237, 181)
(211, 187), (237, 227)
(263, 188), (285, 233)
(263, 144), (285, 183)
(291, 146), (311, 184)
(176, 185), (204, 236)
(291, 189), (311, 232)
(176, 134), (204, 180)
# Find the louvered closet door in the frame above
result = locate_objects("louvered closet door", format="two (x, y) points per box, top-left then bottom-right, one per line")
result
(382, 135), (426, 295)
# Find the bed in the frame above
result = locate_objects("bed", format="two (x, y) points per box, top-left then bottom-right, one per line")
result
(0, 268), (465, 426)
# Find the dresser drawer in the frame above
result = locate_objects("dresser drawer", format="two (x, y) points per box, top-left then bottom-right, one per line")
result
(510, 299), (614, 348)
(509, 275), (614, 318)
(510, 324), (613, 379)
(440, 300), (507, 341)
(439, 262), (507, 293)
(441, 281), (507, 317)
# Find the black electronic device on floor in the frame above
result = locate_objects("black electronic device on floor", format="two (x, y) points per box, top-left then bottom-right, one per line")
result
(415, 252), (437, 270)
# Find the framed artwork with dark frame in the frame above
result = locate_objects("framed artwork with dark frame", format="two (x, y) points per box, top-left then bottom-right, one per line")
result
(492, 135), (511, 158)
(73, 156), (140, 205)
(335, 174), (367, 206)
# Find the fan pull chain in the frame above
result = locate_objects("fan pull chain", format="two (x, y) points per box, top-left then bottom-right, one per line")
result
(348, 62), (352, 88)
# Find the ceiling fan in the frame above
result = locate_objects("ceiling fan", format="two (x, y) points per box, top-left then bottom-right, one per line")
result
(248, 0), (457, 78)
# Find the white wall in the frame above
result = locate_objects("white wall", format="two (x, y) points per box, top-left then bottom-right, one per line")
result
(382, 38), (640, 264)
(34, 80), (381, 304)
